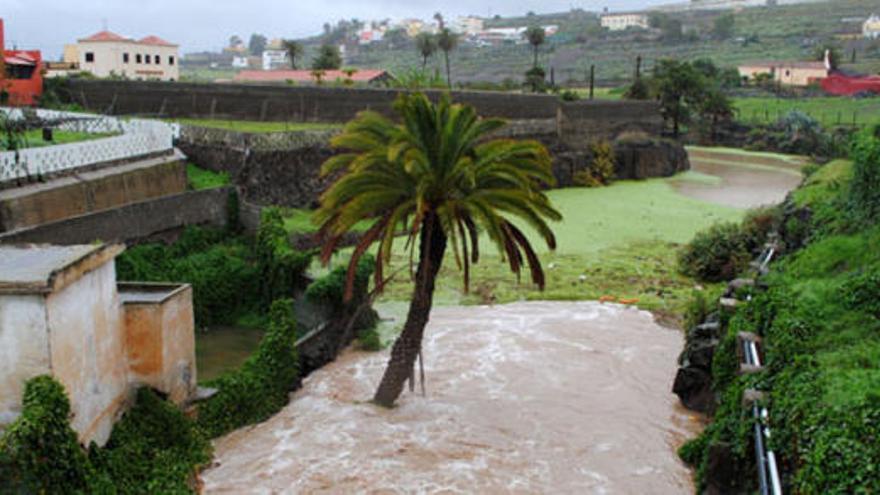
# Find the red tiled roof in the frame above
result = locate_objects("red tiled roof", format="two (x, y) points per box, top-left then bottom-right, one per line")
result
(139, 35), (177, 47)
(233, 69), (390, 83)
(80, 30), (131, 42)
(4, 54), (37, 66)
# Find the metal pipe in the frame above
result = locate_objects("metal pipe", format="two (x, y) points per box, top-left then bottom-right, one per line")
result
(754, 404), (770, 495)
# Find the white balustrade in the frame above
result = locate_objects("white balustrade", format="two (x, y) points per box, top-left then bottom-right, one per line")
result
(0, 108), (176, 184)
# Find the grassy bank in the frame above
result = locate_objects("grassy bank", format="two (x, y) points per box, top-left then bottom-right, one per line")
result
(733, 96), (880, 127)
(680, 133), (880, 492)
(321, 174), (748, 328)
(172, 118), (342, 133)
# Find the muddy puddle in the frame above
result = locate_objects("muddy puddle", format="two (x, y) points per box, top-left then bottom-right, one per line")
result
(203, 301), (702, 494)
(674, 150), (803, 208)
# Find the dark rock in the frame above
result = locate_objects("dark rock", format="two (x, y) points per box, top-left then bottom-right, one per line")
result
(612, 136), (690, 180)
(704, 442), (743, 495)
(724, 278), (755, 298)
(673, 366), (715, 413)
(689, 322), (722, 341)
(683, 338), (719, 369)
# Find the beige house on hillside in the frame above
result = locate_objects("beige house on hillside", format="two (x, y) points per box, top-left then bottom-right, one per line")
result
(738, 60), (830, 87)
(64, 30), (179, 81)
(865, 14), (880, 39)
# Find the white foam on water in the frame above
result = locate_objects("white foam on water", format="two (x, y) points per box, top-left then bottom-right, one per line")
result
(203, 301), (698, 494)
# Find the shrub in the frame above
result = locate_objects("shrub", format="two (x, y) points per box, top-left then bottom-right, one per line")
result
(678, 222), (752, 282)
(679, 207), (779, 283)
(0, 376), (96, 493)
(573, 141), (615, 188)
(357, 326), (383, 351)
(306, 254), (375, 311)
(848, 126), (880, 223)
(198, 299), (300, 438)
(90, 388), (211, 494)
(257, 207), (313, 309)
(841, 268), (880, 318)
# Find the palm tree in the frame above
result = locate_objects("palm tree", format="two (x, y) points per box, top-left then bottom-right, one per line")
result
(436, 28), (458, 89)
(415, 33), (437, 72)
(524, 26), (546, 69)
(282, 40), (304, 69)
(315, 93), (561, 407)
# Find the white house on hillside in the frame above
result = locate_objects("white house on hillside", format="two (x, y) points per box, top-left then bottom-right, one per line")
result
(865, 14), (880, 39)
(600, 12), (650, 31)
(65, 30), (179, 81)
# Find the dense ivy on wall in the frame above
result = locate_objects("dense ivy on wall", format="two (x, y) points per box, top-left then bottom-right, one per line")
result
(197, 298), (300, 438)
(0, 378), (211, 494)
(115, 212), (312, 327)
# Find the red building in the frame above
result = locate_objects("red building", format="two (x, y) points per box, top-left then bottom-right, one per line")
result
(0, 18), (43, 106)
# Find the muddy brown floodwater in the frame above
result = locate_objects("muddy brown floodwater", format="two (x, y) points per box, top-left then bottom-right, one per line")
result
(674, 150), (804, 209)
(203, 301), (703, 494)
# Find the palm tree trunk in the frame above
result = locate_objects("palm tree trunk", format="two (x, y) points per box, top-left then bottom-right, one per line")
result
(422, 55), (427, 72)
(444, 51), (452, 89)
(533, 46), (538, 69)
(373, 214), (447, 407)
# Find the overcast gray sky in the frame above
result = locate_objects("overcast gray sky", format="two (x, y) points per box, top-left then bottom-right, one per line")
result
(3, 0), (671, 58)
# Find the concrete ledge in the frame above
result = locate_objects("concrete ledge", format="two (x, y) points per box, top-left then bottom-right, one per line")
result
(0, 187), (232, 245)
(0, 150), (188, 232)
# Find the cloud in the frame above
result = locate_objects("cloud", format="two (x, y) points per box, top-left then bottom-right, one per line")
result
(3, 0), (668, 56)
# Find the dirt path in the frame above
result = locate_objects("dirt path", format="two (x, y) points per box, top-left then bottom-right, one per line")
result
(203, 301), (702, 494)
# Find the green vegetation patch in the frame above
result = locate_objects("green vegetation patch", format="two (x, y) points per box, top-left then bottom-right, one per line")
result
(8, 130), (118, 150)
(186, 163), (230, 190)
(734, 96), (880, 128)
(0, 376), (210, 494)
(173, 118), (342, 133)
(681, 129), (880, 494)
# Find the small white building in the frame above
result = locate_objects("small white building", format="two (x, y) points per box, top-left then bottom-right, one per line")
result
(0, 244), (196, 446)
(600, 13), (650, 31)
(66, 30), (180, 81)
(865, 14), (880, 39)
(262, 49), (289, 70)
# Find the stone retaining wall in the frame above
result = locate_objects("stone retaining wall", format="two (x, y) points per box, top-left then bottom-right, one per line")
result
(0, 187), (232, 245)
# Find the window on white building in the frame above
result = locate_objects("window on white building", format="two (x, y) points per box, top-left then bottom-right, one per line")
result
(136, 54), (142, 63)
(123, 53), (130, 63)
(169, 56), (175, 66)
(154, 55), (160, 64)
(85, 52), (95, 63)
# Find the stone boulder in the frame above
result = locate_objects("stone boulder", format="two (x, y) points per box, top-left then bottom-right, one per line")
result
(612, 134), (690, 180)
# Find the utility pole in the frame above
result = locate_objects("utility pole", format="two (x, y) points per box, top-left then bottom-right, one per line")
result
(589, 64), (595, 100)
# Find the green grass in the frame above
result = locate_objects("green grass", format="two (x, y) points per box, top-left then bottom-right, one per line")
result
(186, 163), (230, 190)
(172, 118), (342, 133)
(320, 175), (746, 325)
(281, 208), (373, 235)
(792, 159), (853, 207)
(733, 96), (880, 127)
(13, 130), (117, 149)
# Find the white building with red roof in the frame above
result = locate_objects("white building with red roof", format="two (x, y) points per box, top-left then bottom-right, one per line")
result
(65, 30), (179, 81)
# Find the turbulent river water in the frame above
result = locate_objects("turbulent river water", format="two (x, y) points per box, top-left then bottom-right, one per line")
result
(203, 301), (702, 494)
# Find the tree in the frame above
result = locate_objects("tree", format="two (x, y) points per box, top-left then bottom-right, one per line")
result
(713, 14), (735, 40)
(315, 93), (561, 407)
(437, 28), (458, 88)
(524, 26), (546, 69)
(698, 88), (734, 141)
(384, 28), (409, 49)
(653, 59), (706, 137)
(814, 43), (842, 70)
(433, 12), (445, 30)
(415, 33), (437, 71)
(312, 44), (342, 70)
(248, 34), (268, 55)
(282, 40), (304, 69)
